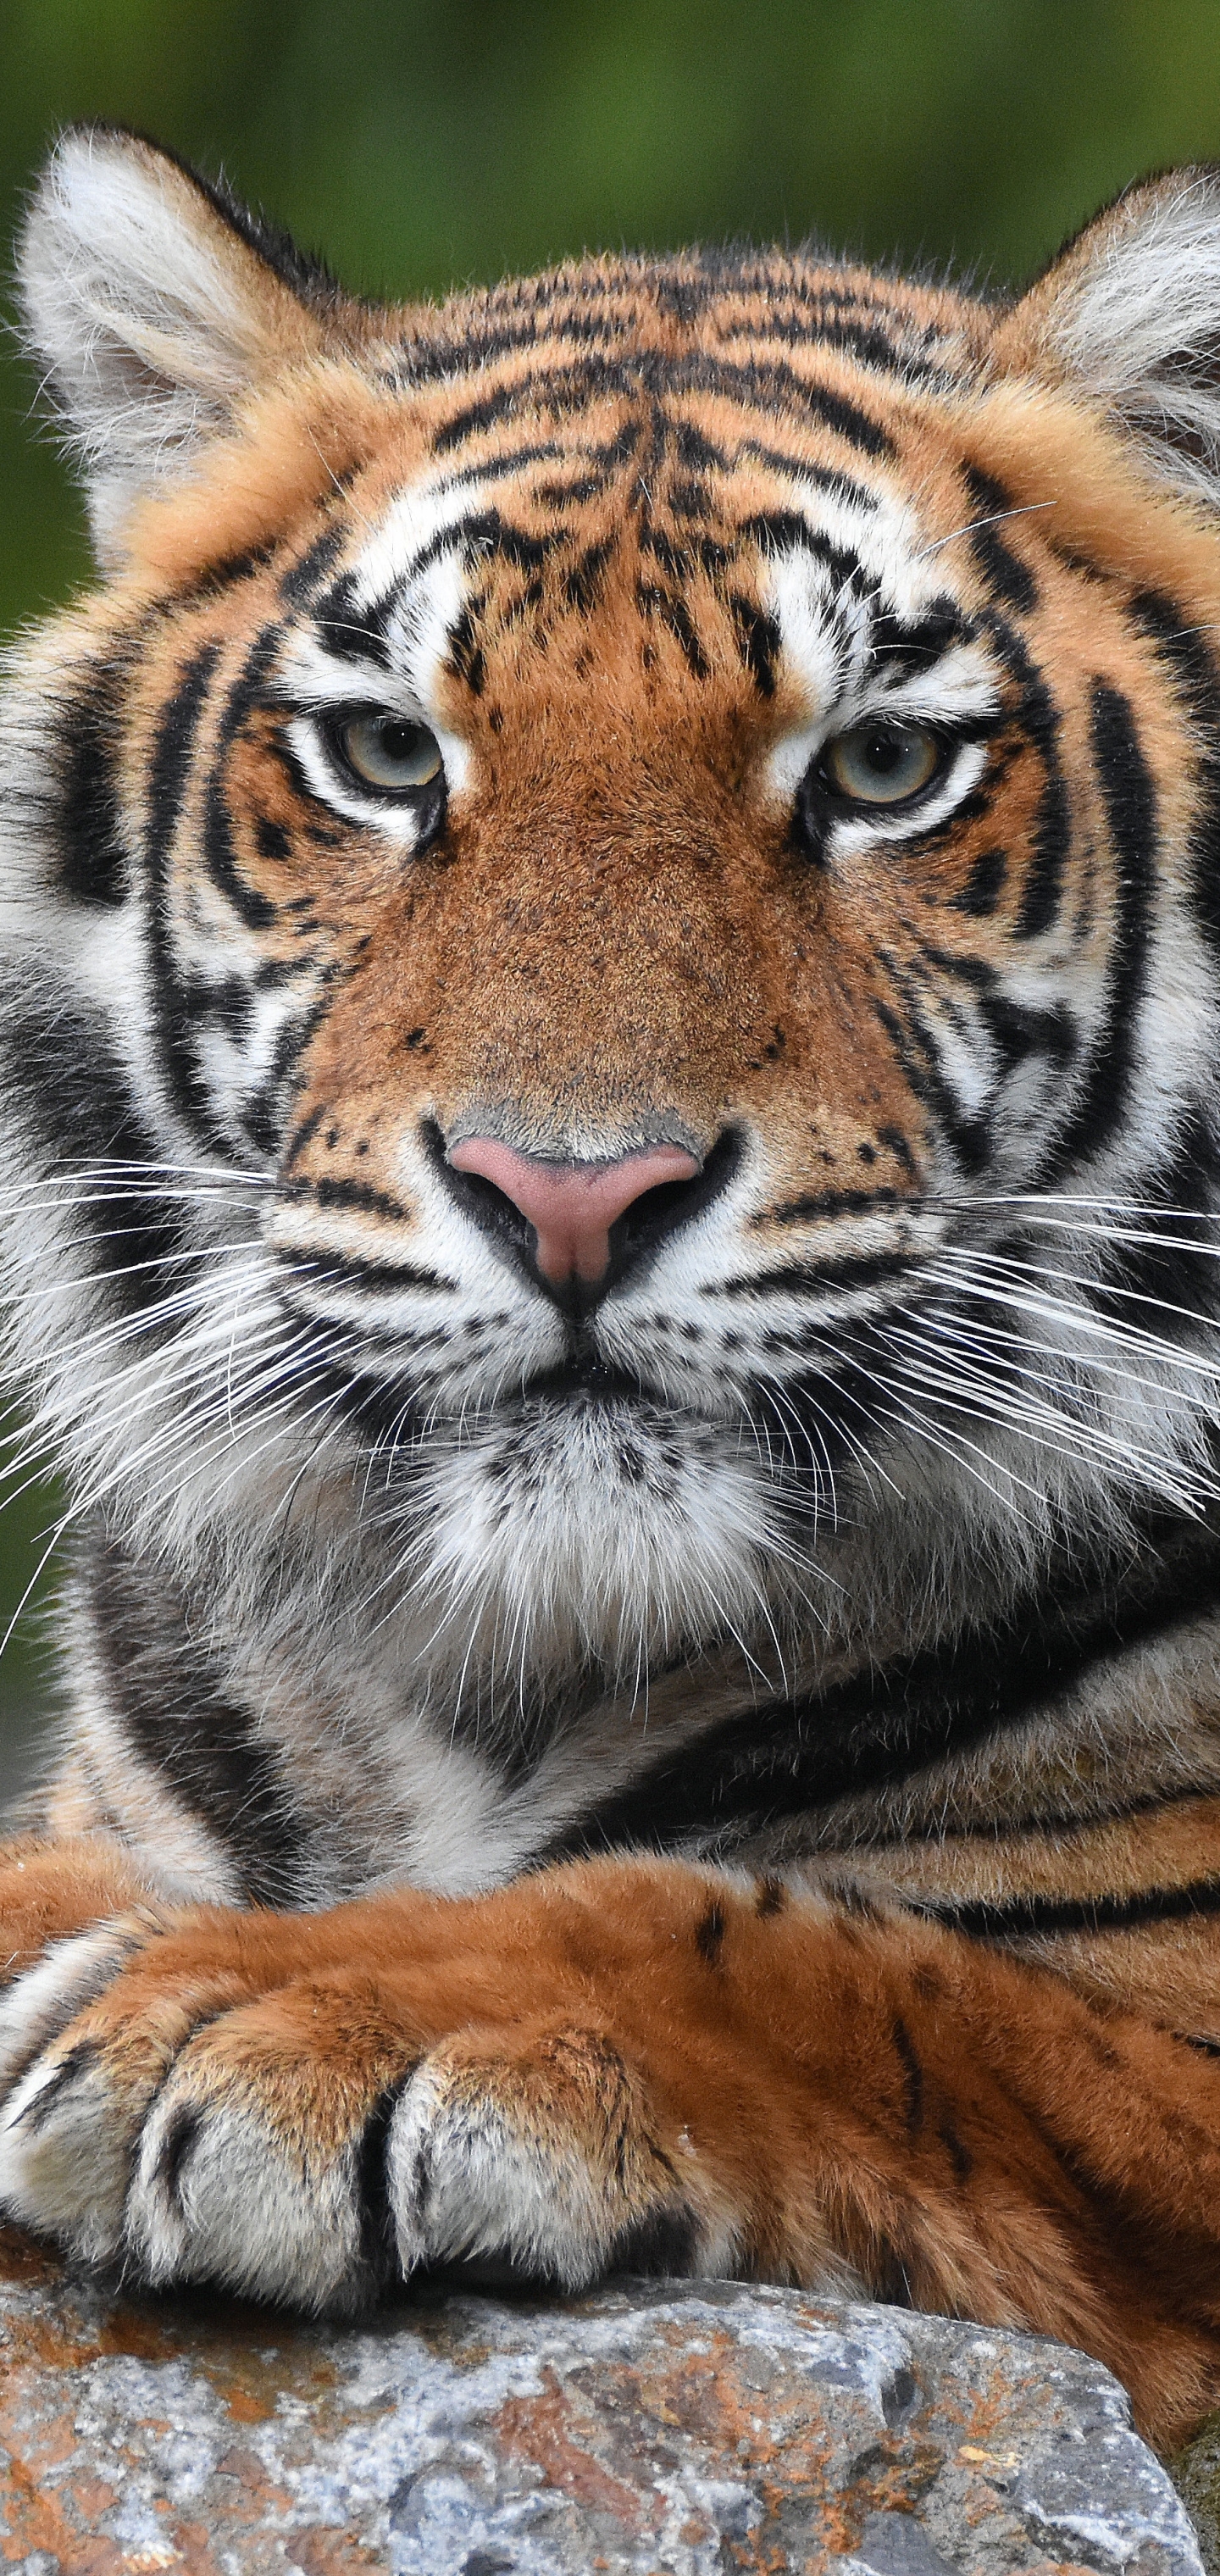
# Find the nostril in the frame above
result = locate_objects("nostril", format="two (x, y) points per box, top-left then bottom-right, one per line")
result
(606, 1127), (743, 1276)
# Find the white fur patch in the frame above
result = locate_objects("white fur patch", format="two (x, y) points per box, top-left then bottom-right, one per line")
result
(1040, 169), (1220, 502)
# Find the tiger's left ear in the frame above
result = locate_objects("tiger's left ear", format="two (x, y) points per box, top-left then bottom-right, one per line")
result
(1002, 168), (1220, 504)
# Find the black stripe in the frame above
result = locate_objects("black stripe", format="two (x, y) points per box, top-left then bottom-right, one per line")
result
(311, 569), (391, 668)
(0, 994), (189, 1321)
(1129, 586), (1220, 968)
(202, 626), (283, 931)
(565, 541), (614, 614)
(748, 310), (947, 386)
(768, 1185), (903, 1226)
(449, 441), (565, 490)
(275, 1246), (456, 1297)
(146, 641), (220, 859)
(447, 600), (486, 696)
(742, 512), (869, 597)
(280, 523), (347, 608)
(1088, 1104), (1220, 1344)
(52, 647), (144, 908)
(1038, 680), (1156, 1179)
(738, 447), (879, 512)
(951, 847), (1007, 917)
(280, 1172), (413, 1222)
(982, 620), (1069, 942)
(541, 1526), (1220, 1863)
(640, 525), (734, 580)
(178, 544), (277, 605)
(144, 639), (230, 1150)
(729, 595), (780, 695)
(918, 1876), (1220, 1941)
(892, 2017), (923, 2130)
(238, 990), (334, 1160)
(869, 600), (977, 679)
(961, 467), (1038, 615)
(871, 990), (990, 1178)
(283, 1102), (327, 1172)
(448, 508), (559, 575)
(710, 1249), (909, 1301)
(636, 580), (710, 678)
(88, 1538), (304, 1906)
(911, 943), (1079, 1088)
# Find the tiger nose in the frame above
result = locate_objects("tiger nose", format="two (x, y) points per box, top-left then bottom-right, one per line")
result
(446, 1138), (701, 1285)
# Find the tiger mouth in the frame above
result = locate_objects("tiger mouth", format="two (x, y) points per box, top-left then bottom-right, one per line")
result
(514, 1357), (665, 1406)
(317, 1350), (689, 1449)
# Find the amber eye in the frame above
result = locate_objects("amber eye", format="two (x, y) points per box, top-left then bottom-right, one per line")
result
(820, 721), (942, 806)
(336, 713), (444, 794)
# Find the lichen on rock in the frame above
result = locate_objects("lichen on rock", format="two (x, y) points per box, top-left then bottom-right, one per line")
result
(0, 2226), (1205, 2573)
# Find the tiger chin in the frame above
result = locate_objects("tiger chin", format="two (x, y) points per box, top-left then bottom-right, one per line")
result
(7, 125), (1220, 2447)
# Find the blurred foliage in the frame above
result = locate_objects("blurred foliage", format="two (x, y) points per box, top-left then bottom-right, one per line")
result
(3, 0), (1220, 1738)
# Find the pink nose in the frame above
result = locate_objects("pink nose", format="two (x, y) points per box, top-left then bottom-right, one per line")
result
(447, 1138), (701, 1284)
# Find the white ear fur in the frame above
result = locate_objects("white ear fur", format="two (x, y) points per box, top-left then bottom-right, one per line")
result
(17, 127), (332, 562)
(1016, 169), (1220, 505)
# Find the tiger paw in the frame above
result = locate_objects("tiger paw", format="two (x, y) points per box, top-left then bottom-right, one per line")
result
(0, 1912), (725, 2310)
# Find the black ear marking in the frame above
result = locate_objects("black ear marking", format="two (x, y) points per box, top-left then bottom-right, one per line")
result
(61, 120), (343, 313)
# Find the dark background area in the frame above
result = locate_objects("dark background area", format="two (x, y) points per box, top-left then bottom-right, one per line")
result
(3, 0), (1220, 1784)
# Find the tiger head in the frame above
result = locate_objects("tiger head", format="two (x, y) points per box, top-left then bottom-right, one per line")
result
(7, 131), (1220, 1711)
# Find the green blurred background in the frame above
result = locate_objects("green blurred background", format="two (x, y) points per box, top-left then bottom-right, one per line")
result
(3, 0), (1220, 1784)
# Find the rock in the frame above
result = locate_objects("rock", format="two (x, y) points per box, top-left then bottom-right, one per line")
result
(1167, 2421), (1220, 2576)
(0, 2224), (1204, 2574)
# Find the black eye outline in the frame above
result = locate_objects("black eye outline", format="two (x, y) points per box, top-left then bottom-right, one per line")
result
(316, 706), (448, 848)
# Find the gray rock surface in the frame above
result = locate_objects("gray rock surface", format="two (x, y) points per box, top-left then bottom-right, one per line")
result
(1166, 2421), (1220, 2576)
(0, 2223), (1204, 2573)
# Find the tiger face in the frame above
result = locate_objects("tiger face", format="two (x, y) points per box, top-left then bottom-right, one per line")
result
(8, 133), (1220, 1729)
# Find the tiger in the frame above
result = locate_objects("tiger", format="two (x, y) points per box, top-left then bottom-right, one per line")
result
(6, 121), (1220, 2450)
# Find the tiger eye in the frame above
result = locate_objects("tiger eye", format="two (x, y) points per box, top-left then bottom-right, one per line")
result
(821, 721), (941, 806)
(338, 713), (444, 793)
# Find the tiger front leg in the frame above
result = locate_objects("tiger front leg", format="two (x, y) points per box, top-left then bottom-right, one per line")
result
(2, 1849), (1220, 2447)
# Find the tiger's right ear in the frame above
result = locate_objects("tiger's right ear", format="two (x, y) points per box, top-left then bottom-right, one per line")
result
(17, 126), (352, 564)
(1001, 167), (1220, 507)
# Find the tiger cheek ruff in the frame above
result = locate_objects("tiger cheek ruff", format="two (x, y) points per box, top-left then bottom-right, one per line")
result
(4, 125), (1220, 2442)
